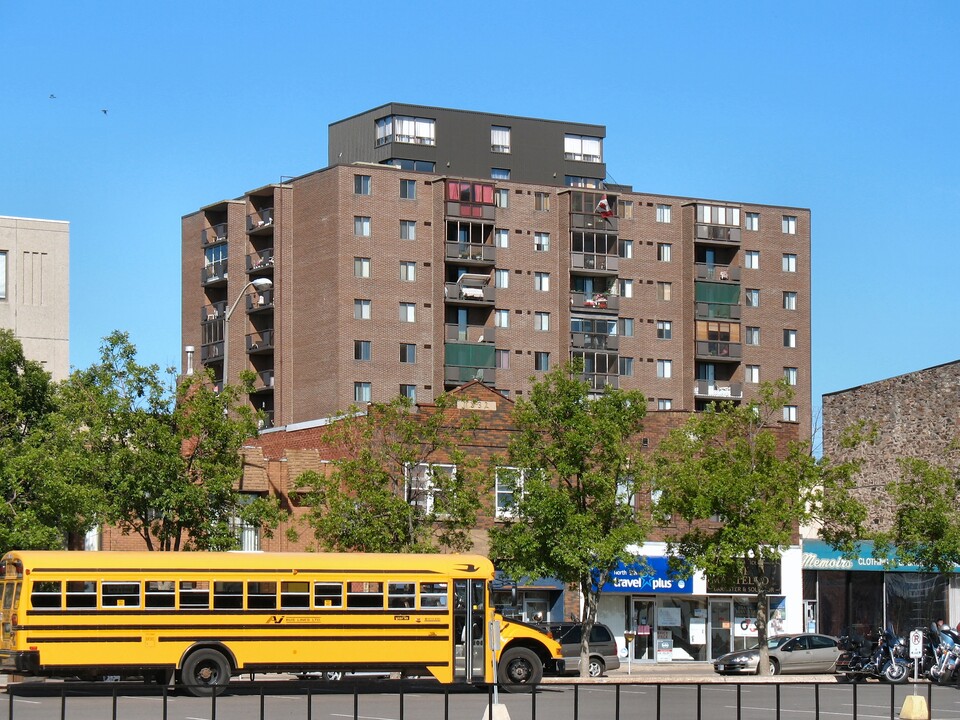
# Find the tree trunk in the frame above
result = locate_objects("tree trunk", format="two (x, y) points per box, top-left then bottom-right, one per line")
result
(579, 577), (599, 679)
(755, 581), (770, 676)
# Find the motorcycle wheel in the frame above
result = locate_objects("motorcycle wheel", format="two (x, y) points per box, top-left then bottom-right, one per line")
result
(883, 661), (908, 684)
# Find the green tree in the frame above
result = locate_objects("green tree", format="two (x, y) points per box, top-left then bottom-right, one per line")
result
(296, 394), (485, 553)
(53, 331), (286, 550)
(651, 380), (866, 675)
(488, 361), (649, 678)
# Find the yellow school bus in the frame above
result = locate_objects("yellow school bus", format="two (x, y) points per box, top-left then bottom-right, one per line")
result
(0, 551), (563, 695)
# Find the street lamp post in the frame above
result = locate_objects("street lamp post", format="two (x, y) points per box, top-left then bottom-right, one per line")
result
(222, 277), (273, 389)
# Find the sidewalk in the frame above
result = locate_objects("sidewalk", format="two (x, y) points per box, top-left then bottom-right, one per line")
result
(543, 662), (843, 685)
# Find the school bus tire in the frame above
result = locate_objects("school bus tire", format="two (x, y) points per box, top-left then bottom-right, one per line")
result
(180, 648), (232, 697)
(498, 647), (542, 690)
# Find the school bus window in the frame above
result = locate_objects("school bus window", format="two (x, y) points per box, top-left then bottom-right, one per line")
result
(213, 581), (243, 609)
(420, 581), (448, 607)
(280, 581), (310, 609)
(102, 582), (141, 608)
(179, 580), (210, 609)
(347, 581), (384, 609)
(65, 580), (97, 608)
(388, 582), (416, 609)
(26, 581), (54, 608)
(145, 580), (176, 608)
(314, 582), (343, 608)
(247, 581), (277, 610)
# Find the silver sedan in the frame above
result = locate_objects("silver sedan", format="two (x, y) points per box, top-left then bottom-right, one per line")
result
(713, 633), (842, 675)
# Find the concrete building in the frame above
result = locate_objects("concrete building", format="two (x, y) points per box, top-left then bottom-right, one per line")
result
(182, 103), (812, 439)
(0, 216), (70, 380)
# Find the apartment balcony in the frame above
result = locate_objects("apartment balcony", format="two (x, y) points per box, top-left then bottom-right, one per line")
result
(258, 410), (275, 430)
(201, 224), (227, 246)
(246, 329), (275, 354)
(570, 213), (619, 232)
(201, 301), (227, 323)
(246, 289), (274, 314)
(445, 324), (495, 344)
(694, 380), (743, 400)
(582, 373), (619, 391)
(694, 224), (741, 245)
(445, 200), (496, 220)
(571, 332), (619, 351)
(695, 302), (742, 321)
(445, 242), (496, 265)
(250, 369), (275, 393)
(570, 292), (619, 313)
(246, 208), (274, 234)
(695, 263), (740, 282)
(246, 248), (275, 275)
(444, 364), (496, 386)
(695, 341), (742, 361)
(201, 341), (224, 363)
(444, 278), (495, 305)
(570, 253), (619, 275)
(201, 260), (228, 287)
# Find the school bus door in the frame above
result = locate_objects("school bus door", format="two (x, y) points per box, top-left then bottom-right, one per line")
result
(453, 579), (486, 681)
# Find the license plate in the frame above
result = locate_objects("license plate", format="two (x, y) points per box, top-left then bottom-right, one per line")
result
(716, 665), (725, 671)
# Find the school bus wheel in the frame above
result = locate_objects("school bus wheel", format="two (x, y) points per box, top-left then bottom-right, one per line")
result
(180, 648), (232, 697)
(498, 647), (543, 689)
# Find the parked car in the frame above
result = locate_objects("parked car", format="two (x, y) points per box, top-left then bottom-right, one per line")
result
(713, 633), (842, 676)
(541, 622), (621, 677)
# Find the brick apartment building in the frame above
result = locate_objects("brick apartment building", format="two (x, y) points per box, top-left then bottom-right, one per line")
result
(181, 102), (812, 441)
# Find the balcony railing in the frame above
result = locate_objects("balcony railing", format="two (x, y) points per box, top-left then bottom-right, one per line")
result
(200, 342), (224, 363)
(445, 201), (496, 220)
(201, 260), (228, 286)
(246, 248), (275, 273)
(445, 324), (495, 344)
(571, 332), (620, 351)
(582, 373), (619, 391)
(246, 208), (274, 233)
(694, 380), (743, 399)
(201, 224), (227, 246)
(570, 213), (619, 232)
(695, 263), (740, 282)
(695, 341), (743, 360)
(444, 282), (495, 304)
(444, 365), (496, 385)
(695, 302), (741, 321)
(444, 243), (496, 264)
(246, 329), (275, 354)
(251, 369), (275, 392)
(201, 301), (227, 323)
(570, 293), (619, 313)
(258, 410), (275, 430)
(570, 253), (619, 273)
(695, 224), (741, 244)
(246, 289), (274, 313)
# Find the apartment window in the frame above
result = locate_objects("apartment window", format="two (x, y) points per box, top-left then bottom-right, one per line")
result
(619, 357), (634, 376)
(618, 279), (633, 298)
(495, 189), (509, 208)
(495, 228), (509, 248)
(494, 269), (509, 289)
(745, 250), (760, 269)
(618, 200), (633, 219)
(745, 326), (760, 346)
(400, 343), (416, 364)
(657, 243), (672, 262)
(657, 399), (673, 410)
(354, 299), (371, 320)
(399, 303), (416, 323)
(657, 320), (672, 340)
(495, 467), (524, 519)
(784, 329), (797, 348)
(657, 282), (672, 301)
(535, 192), (550, 211)
(354, 257), (370, 278)
(783, 405), (798, 422)
(381, 115), (435, 146)
(782, 215), (797, 234)
(619, 318), (634, 337)
(354, 174), (371, 195)
(534, 232), (550, 252)
(354, 216), (371, 236)
(619, 239), (633, 259)
(491, 168), (510, 180)
(697, 204), (741, 226)
(400, 261), (416, 282)
(534, 272), (550, 292)
(745, 288), (760, 307)
(400, 385), (416, 401)
(656, 359), (672, 379)
(782, 253), (798, 272)
(495, 349), (510, 369)
(495, 309), (510, 328)
(784, 367), (798, 385)
(534, 312), (550, 331)
(746, 212), (760, 231)
(354, 340), (371, 361)
(565, 176), (601, 188)
(491, 126), (511, 153)
(745, 365), (760, 384)
(563, 133), (602, 162)
(400, 179), (416, 199)
(783, 291), (797, 310)
(0, 251), (5, 299)
(400, 220), (416, 240)
(354, 382), (371, 403)
(534, 352), (550, 371)
(656, 204), (672, 223)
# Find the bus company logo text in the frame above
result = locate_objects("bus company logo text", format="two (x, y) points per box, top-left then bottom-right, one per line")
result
(268, 616), (325, 624)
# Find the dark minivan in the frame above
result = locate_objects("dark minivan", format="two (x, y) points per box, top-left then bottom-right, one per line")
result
(543, 622), (621, 677)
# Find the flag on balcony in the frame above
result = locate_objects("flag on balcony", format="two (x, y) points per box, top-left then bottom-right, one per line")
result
(596, 195), (613, 218)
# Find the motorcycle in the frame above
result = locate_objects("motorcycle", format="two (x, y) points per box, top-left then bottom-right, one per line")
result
(925, 624), (960, 684)
(837, 626), (910, 683)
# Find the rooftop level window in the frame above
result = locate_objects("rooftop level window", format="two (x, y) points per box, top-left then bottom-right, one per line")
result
(564, 134), (603, 162)
(376, 115), (435, 147)
(491, 126), (511, 153)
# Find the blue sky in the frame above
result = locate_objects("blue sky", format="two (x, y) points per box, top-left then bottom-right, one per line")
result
(2, 1), (958, 436)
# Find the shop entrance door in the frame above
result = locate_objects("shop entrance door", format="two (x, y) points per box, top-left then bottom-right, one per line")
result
(709, 600), (733, 660)
(631, 598), (656, 661)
